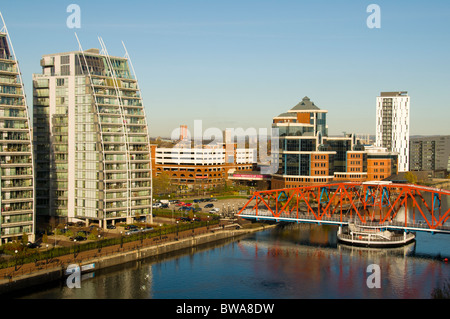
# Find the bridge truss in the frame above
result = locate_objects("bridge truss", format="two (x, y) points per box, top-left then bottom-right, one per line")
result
(238, 182), (450, 234)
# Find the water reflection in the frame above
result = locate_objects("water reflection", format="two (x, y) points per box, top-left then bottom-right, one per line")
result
(18, 223), (450, 299)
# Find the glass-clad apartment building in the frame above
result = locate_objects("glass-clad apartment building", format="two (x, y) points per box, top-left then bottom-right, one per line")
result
(0, 17), (35, 244)
(33, 43), (152, 228)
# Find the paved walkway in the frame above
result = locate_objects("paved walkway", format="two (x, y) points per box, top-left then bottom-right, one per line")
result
(0, 224), (229, 282)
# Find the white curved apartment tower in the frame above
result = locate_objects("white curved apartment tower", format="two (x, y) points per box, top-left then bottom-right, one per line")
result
(0, 14), (35, 244)
(376, 92), (410, 172)
(33, 40), (152, 228)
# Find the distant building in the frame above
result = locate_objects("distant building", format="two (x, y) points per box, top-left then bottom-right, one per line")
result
(151, 143), (256, 191)
(376, 91), (410, 172)
(271, 97), (399, 189)
(409, 135), (450, 172)
(271, 96), (334, 189)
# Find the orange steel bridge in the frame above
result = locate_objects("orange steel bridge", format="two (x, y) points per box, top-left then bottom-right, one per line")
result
(237, 182), (450, 234)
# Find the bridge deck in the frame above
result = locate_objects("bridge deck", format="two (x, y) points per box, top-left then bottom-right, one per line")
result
(239, 209), (450, 234)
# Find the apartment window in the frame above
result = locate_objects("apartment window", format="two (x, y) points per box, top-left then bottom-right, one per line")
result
(61, 55), (70, 64)
(57, 78), (65, 87)
(61, 65), (70, 76)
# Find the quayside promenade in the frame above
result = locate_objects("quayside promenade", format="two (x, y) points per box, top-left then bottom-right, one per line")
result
(0, 220), (273, 295)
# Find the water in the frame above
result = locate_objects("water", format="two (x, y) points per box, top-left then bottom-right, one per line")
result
(15, 224), (450, 299)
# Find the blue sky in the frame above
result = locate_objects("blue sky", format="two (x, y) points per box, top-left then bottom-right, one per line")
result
(1, 0), (449, 138)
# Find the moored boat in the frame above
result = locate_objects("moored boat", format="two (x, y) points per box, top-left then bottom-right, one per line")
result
(337, 221), (415, 248)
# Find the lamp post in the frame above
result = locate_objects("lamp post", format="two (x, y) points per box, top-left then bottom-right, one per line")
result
(120, 231), (123, 249)
(176, 220), (179, 240)
(159, 224), (162, 240)
(207, 215), (210, 230)
(73, 239), (77, 259)
(14, 250), (18, 271)
(46, 244), (49, 265)
(97, 234), (101, 252)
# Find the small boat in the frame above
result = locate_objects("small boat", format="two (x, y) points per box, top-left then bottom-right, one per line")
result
(337, 221), (415, 248)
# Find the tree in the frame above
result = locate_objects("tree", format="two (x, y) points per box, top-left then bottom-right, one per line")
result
(153, 171), (174, 195)
(42, 232), (48, 244)
(405, 172), (418, 184)
(21, 232), (28, 246)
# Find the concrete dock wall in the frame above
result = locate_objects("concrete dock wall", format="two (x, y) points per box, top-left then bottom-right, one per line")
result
(0, 227), (269, 296)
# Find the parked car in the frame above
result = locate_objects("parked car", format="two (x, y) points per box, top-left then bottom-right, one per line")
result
(107, 224), (116, 229)
(204, 203), (214, 208)
(176, 217), (191, 222)
(70, 235), (87, 241)
(192, 217), (201, 222)
(124, 225), (138, 230)
(141, 227), (154, 233)
(27, 242), (41, 249)
(210, 198), (218, 202)
(125, 229), (141, 236)
(209, 208), (220, 213)
(152, 203), (162, 208)
(183, 203), (193, 207)
(193, 207), (202, 212)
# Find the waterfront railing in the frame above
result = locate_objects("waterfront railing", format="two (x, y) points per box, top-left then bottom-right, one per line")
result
(0, 220), (220, 276)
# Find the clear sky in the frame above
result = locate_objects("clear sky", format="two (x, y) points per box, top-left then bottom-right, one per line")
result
(1, 0), (449, 138)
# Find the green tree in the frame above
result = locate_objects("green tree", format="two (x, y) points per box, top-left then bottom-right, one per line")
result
(153, 171), (174, 195)
(405, 172), (418, 184)
(42, 232), (48, 244)
(21, 232), (28, 246)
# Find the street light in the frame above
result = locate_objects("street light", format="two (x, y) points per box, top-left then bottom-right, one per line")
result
(14, 250), (18, 271)
(159, 224), (162, 240)
(46, 244), (49, 265)
(120, 231), (123, 249)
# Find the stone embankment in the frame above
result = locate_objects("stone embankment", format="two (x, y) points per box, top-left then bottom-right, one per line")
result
(0, 223), (274, 296)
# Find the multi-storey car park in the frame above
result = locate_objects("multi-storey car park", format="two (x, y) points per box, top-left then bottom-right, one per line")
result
(33, 37), (152, 229)
(0, 14), (35, 244)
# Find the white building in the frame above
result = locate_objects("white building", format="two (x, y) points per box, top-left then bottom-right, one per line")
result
(33, 41), (152, 228)
(0, 14), (35, 244)
(155, 147), (256, 166)
(376, 91), (410, 172)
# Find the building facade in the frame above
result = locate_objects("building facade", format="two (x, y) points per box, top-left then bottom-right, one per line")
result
(409, 136), (450, 173)
(0, 16), (35, 244)
(33, 43), (152, 228)
(376, 91), (410, 172)
(271, 97), (335, 189)
(152, 144), (256, 191)
(272, 97), (398, 189)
